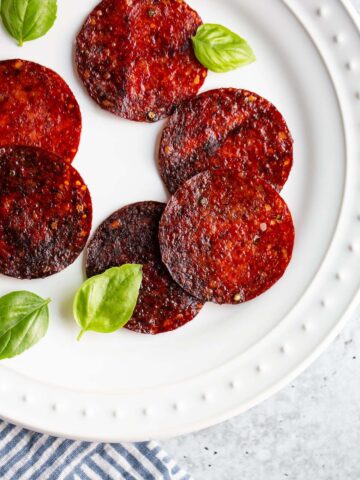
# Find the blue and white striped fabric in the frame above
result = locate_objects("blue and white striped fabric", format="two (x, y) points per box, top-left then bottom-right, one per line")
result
(0, 420), (191, 480)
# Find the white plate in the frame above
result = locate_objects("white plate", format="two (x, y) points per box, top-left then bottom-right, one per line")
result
(0, 0), (359, 442)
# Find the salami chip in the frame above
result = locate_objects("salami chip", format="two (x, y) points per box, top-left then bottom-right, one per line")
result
(0, 59), (81, 163)
(159, 88), (293, 193)
(0, 146), (92, 279)
(76, 0), (207, 122)
(86, 202), (203, 334)
(159, 170), (294, 304)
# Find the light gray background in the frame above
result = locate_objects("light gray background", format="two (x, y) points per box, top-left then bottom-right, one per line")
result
(162, 1), (360, 478)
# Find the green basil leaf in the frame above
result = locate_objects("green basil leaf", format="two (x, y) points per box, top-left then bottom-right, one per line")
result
(73, 265), (143, 340)
(192, 23), (256, 73)
(0, 291), (50, 360)
(1, 0), (57, 46)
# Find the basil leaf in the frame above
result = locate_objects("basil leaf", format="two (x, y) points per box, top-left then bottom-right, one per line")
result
(192, 23), (256, 73)
(73, 265), (143, 340)
(0, 291), (50, 360)
(1, 0), (57, 46)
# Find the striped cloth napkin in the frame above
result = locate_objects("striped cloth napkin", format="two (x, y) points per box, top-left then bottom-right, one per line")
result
(0, 420), (191, 480)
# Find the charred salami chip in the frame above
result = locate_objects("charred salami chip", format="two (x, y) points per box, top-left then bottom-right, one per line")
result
(159, 88), (293, 193)
(76, 0), (207, 122)
(0, 146), (92, 279)
(0, 59), (81, 163)
(86, 202), (203, 334)
(159, 170), (294, 304)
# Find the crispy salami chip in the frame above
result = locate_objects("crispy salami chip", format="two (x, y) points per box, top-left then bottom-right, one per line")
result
(159, 170), (294, 304)
(0, 146), (92, 279)
(0, 59), (81, 163)
(159, 88), (293, 193)
(76, 0), (207, 122)
(86, 202), (203, 334)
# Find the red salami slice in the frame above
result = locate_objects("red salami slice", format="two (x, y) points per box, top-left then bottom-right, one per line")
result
(86, 202), (203, 334)
(159, 88), (293, 193)
(0, 146), (92, 279)
(76, 0), (207, 122)
(159, 170), (294, 304)
(0, 59), (81, 163)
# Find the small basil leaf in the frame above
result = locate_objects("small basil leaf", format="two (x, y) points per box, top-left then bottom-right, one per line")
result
(73, 265), (143, 340)
(1, 0), (57, 46)
(192, 23), (256, 73)
(0, 291), (50, 360)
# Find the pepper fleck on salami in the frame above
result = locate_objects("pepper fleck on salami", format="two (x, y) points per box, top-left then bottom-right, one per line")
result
(159, 88), (293, 193)
(76, 0), (207, 122)
(159, 170), (295, 304)
(86, 202), (203, 334)
(0, 146), (92, 279)
(0, 59), (81, 163)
